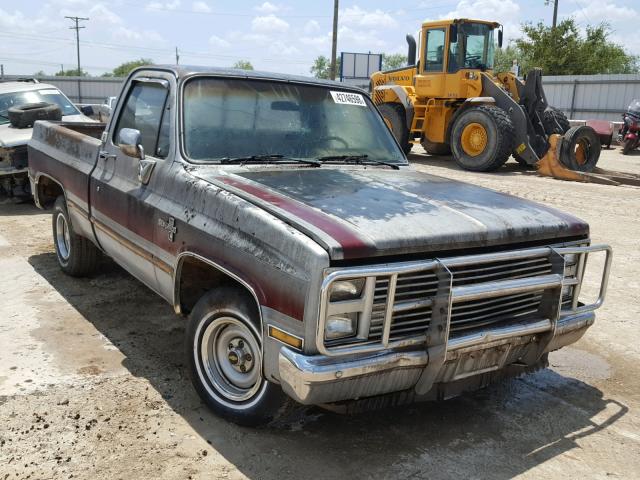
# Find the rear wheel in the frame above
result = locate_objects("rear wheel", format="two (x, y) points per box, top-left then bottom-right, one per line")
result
(52, 196), (99, 276)
(451, 105), (514, 171)
(421, 138), (451, 155)
(378, 103), (412, 155)
(622, 138), (635, 155)
(186, 287), (289, 426)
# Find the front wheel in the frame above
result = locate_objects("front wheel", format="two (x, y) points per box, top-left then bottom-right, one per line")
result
(450, 105), (514, 171)
(186, 287), (288, 426)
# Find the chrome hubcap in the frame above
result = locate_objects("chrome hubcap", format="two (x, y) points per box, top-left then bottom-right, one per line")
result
(200, 316), (262, 402)
(55, 213), (71, 261)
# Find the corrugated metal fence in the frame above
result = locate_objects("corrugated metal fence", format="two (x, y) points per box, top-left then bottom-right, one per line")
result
(2, 73), (639, 121)
(542, 74), (640, 121)
(2, 75), (124, 104)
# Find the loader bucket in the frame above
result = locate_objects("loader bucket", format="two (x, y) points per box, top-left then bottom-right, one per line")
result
(536, 134), (638, 185)
(536, 134), (590, 182)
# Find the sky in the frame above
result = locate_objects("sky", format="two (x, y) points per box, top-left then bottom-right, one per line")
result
(0, 0), (638, 77)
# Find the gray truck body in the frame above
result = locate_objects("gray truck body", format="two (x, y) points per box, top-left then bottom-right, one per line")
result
(27, 66), (611, 407)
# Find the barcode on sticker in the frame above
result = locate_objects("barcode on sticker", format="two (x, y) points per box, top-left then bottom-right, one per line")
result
(330, 91), (366, 107)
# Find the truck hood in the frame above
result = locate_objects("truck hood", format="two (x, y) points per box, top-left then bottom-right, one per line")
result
(0, 114), (94, 148)
(193, 167), (588, 260)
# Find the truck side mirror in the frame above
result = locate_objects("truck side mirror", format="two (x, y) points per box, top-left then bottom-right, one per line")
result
(498, 27), (503, 48)
(450, 24), (458, 43)
(117, 128), (145, 160)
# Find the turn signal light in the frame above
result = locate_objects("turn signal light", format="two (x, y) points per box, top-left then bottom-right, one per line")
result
(269, 326), (303, 350)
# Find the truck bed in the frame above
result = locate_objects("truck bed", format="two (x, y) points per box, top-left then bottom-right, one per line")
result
(28, 121), (106, 239)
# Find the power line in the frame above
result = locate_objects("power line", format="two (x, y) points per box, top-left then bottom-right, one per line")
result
(65, 16), (89, 102)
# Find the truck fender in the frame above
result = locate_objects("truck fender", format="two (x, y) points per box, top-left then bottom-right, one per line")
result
(373, 84), (415, 129)
(32, 172), (66, 209)
(172, 252), (264, 332)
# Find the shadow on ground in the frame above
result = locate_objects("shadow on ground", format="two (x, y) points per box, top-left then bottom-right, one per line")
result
(28, 251), (628, 480)
(407, 152), (539, 178)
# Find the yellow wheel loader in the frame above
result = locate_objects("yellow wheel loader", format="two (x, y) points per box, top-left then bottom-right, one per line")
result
(370, 19), (602, 181)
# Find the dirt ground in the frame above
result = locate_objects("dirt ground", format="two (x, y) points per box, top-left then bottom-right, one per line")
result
(1, 147), (639, 480)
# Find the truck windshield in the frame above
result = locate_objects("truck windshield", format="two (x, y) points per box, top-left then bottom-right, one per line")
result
(183, 78), (406, 164)
(0, 88), (79, 124)
(448, 23), (495, 72)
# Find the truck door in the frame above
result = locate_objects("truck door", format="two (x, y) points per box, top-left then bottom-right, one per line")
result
(417, 27), (447, 97)
(90, 76), (172, 295)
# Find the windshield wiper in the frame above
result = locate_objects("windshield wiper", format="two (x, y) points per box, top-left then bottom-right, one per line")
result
(220, 154), (320, 167)
(317, 154), (400, 170)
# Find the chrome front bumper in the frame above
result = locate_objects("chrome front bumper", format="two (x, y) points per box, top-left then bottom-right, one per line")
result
(278, 310), (596, 405)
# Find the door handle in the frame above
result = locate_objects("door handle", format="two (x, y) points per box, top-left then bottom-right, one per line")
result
(99, 151), (117, 161)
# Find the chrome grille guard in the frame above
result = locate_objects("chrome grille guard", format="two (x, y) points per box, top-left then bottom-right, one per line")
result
(316, 244), (612, 358)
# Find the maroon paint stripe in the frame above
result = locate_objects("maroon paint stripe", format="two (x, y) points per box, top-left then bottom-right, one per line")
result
(217, 176), (374, 259)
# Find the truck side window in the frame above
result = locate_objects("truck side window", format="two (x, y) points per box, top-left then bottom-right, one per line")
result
(424, 29), (446, 72)
(114, 82), (169, 158)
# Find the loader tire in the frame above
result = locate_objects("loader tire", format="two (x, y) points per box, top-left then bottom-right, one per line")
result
(559, 126), (601, 172)
(542, 107), (570, 135)
(451, 105), (514, 172)
(378, 103), (412, 155)
(53, 196), (99, 277)
(421, 138), (451, 155)
(8, 102), (62, 129)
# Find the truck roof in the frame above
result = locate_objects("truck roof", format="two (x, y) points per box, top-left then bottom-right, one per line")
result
(134, 65), (368, 93)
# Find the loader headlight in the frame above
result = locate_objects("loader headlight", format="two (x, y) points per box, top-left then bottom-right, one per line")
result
(325, 313), (358, 341)
(329, 278), (365, 302)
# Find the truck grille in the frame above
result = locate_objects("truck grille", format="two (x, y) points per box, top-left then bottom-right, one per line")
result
(368, 255), (555, 341)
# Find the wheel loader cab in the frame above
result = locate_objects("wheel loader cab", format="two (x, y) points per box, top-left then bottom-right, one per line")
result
(415, 19), (498, 99)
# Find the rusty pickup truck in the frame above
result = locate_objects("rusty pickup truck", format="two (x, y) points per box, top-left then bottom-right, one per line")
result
(28, 66), (612, 426)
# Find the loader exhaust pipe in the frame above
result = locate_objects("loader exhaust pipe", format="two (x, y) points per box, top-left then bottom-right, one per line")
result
(406, 34), (416, 66)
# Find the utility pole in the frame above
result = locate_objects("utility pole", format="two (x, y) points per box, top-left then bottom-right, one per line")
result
(330, 0), (339, 80)
(0, 64), (4, 79)
(175, 47), (180, 65)
(548, 0), (559, 28)
(65, 16), (89, 103)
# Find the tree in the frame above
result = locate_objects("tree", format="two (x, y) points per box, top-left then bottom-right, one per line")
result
(233, 60), (254, 70)
(493, 45), (528, 74)
(382, 53), (407, 70)
(514, 19), (637, 75)
(55, 68), (88, 77)
(33, 70), (47, 77)
(111, 58), (154, 77)
(310, 55), (340, 79)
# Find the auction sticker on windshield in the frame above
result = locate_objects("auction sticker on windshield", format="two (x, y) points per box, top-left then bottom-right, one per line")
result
(330, 91), (366, 107)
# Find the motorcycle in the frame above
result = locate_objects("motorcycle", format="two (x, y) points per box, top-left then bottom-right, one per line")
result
(619, 99), (640, 155)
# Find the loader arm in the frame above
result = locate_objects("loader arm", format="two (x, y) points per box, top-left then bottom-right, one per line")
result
(480, 73), (542, 165)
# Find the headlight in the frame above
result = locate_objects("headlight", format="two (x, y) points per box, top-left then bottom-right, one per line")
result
(329, 278), (365, 302)
(325, 313), (358, 341)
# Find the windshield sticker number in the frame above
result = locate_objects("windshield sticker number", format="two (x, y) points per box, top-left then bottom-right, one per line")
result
(330, 91), (366, 107)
